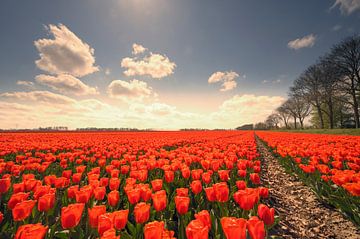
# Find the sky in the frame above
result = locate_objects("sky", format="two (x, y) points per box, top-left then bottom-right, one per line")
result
(0, 0), (359, 129)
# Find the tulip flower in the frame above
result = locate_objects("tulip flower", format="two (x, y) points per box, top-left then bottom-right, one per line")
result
(134, 202), (150, 224)
(109, 178), (120, 191)
(186, 219), (209, 239)
(14, 223), (48, 239)
(0, 177), (11, 194)
(195, 210), (211, 229)
(247, 216), (265, 239)
(98, 213), (114, 236)
(144, 221), (164, 239)
(108, 190), (120, 207)
(38, 193), (55, 212)
(204, 187), (216, 202)
(94, 186), (106, 200)
(151, 179), (163, 192)
(175, 196), (190, 215)
(100, 228), (120, 239)
(152, 190), (167, 212)
(250, 173), (261, 185)
(0, 211), (3, 224)
(257, 204), (275, 226)
(213, 182), (229, 202)
(88, 205), (107, 228)
(12, 200), (37, 221)
(61, 203), (85, 229)
(8, 192), (29, 209)
(113, 209), (129, 230)
(221, 217), (246, 239)
(164, 170), (174, 183)
(201, 172), (212, 184)
(127, 188), (141, 204)
(190, 180), (203, 195)
(176, 188), (188, 197)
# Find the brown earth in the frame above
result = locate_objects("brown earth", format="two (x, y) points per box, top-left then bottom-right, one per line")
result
(256, 137), (360, 239)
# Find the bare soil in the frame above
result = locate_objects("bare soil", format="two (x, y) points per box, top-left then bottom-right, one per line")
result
(256, 137), (360, 239)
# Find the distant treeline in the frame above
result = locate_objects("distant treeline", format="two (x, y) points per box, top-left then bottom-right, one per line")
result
(260, 35), (360, 130)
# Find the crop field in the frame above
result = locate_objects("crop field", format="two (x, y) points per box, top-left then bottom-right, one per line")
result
(0, 131), (359, 239)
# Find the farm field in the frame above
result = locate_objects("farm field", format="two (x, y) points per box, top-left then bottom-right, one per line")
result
(0, 131), (359, 239)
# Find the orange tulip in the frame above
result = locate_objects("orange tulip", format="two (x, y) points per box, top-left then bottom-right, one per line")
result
(108, 190), (120, 207)
(221, 217), (246, 239)
(190, 180), (202, 194)
(257, 204), (275, 226)
(195, 210), (211, 229)
(144, 221), (164, 239)
(0, 177), (11, 194)
(175, 196), (190, 215)
(38, 193), (55, 212)
(151, 179), (163, 192)
(113, 209), (129, 230)
(12, 200), (37, 221)
(247, 216), (265, 239)
(152, 190), (167, 212)
(88, 205), (107, 228)
(61, 203), (85, 229)
(186, 219), (209, 239)
(14, 223), (48, 239)
(134, 202), (150, 224)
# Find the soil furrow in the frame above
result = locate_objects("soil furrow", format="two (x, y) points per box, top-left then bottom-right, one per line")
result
(256, 136), (360, 239)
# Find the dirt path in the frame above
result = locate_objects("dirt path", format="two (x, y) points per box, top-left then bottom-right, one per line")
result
(256, 137), (360, 239)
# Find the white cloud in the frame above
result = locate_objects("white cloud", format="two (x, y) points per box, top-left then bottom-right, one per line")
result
(16, 81), (34, 87)
(34, 24), (99, 77)
(332, 0), (360, 14)
(108, 79), (157, 101)
(35, 74), (98, 96)
(121, 45), (176, 79)
(208, 71), (239, 92)
(287, 34), (316, 50)
(104, 68), (111, 75)
(0, 91), (76, 105)
(210, 94), (285, 127)
(132, 43), (147, 55)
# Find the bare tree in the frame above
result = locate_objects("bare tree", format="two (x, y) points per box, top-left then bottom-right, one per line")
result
(293, 64), (325, 128)
(276, 105), (291, 129)
(265, 113), (281, 129)
(289, 86), (312, 129)
(328, 35), (360, 128)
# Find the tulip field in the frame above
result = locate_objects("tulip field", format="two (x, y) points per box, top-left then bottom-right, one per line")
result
(0, 131), (359, 239)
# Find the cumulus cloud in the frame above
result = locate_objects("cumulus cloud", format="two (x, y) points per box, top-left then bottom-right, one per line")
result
(121, 45), (176, 79)
(332, 0), (360, 14)
(0, 90), (76, 105)
(208, 71), (239, 91)
(34, 24), (99, 77)
(132, 43), (147, 55)
(108, 79), (156, 101)
(16, 81), (34, 87)
(287, 34), (316, 50)
(35, 74), (98, 95)
(210, 94), (285, 128)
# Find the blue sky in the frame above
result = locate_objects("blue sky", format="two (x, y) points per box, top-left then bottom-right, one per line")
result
(0, 0), (359, 129)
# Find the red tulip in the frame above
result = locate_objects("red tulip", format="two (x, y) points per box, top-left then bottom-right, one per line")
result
(109, 178), (120, 191)
(67, 185), (79, 199)
(8, 192), (29, 209)
(151, 179), (163, 192)
(190, 180), (203, 194)
(164, 170), (174, 183)
(0, 211), (3, 224)
(201, 172), (212, 184)
(175, 196), (190, 215)
(134, 202), (150, 224)
(250, 173), (260, 185)
(257, 204), (275, 226)
(144, 221), (164, 239)
(204, 187), (216, 202)
(100, 228), (120, 239)
(152, 190), (167, 212)
(61, 203), (85, 229)
(127, 188), (141, 204)
(108, 190), (120, 207)
(98, 213), (114, 236)
(12, 200), (36, 221)
(236, 180), (246, 190)
(218, 170), (230, 182)
(213, 182), (229, 202)
(38, 193), (55, 212)
(0, 177), (11, 194)
(88, 205), (106, 228)
(247, 216), (265, 239)
(94, 186), (106, 200)
(113, 209), (129, 230)
(14, 223), (48, 239)
(176, 188), (188, 196)
(195, 210), (211, 229)
(258, 187), (269, 198)
(221, 217), (246, 239)
(186, 219), (209, 239)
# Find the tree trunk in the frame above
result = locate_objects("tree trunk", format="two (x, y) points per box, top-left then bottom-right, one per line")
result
(350, 78), (360, 128)
(293, 116), (297, 129)
(315, 101), (324, 129)
(328, 95), (334, 129)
